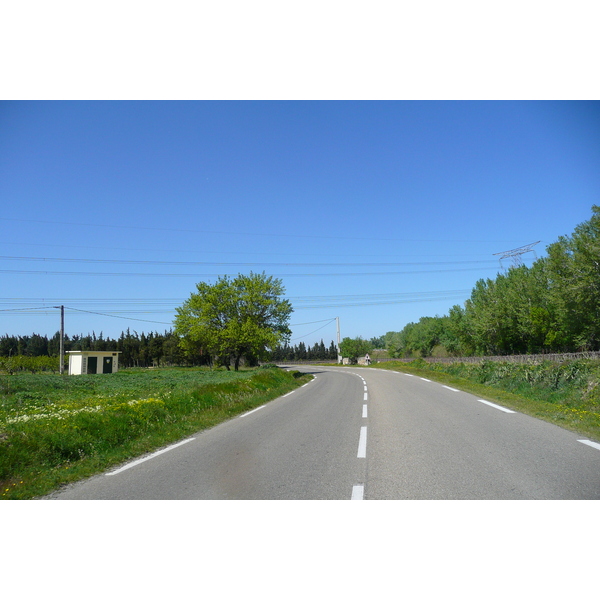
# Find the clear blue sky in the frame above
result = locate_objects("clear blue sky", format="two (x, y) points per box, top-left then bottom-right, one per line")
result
(1, 101), (599, 346)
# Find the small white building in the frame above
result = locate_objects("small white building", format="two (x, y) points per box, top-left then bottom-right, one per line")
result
(67, 351), (121, 375)
(358, 354), (371, 365)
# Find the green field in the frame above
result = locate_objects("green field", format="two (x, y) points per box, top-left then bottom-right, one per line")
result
(0, 366), (310, 499)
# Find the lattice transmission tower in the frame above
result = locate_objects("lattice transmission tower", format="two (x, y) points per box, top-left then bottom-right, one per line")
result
(493, 241), (540, 269)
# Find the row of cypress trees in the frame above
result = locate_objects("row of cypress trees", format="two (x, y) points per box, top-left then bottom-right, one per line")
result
(269, 340), (339, 362)
(0, 329), (209, 368)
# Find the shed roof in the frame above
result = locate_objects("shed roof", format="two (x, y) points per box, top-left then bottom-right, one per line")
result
(67, 350), (121, 355)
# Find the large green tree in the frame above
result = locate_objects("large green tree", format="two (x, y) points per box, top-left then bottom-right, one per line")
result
(174, 272), (293, 370)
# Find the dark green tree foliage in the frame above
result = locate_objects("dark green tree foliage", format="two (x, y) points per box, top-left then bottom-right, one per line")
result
(369, 335), (385, 348)
(268, 340), (339, 361)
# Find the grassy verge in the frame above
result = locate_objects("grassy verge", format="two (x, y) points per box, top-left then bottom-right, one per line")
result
(366, 358), (600, 443)
(0, 366), (311, 499)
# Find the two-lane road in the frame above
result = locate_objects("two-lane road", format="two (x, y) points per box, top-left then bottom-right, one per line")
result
(46, 366), (600, 499)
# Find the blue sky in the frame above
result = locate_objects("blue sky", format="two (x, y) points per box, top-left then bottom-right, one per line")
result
(1, 100), (599, 347)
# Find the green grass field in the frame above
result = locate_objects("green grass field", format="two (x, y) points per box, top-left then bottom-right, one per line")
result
(0, 366), (310, 499)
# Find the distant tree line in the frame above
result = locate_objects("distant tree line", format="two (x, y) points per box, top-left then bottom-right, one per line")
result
(384, 205), (600, 358)
(0, 331), (344, 367)
(268, 336), (384, 362)
(268, 340), (339, 362)
(0, 332), (343, 368)
(0, 329), (208, 368)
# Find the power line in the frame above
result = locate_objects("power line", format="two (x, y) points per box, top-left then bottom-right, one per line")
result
(290, 319), (337, 342)
(0, 289), (472, 313)
(0, 289), (472, 303)
(0, 306), (57, 312)
(289, 318), (340, 326)
(289, 289), (471, 301)
(0, 266), (502, 278)
(0, 289), (470, 302)
(0, 255), (500, 268)
(0, 216), (531, 244)
(63, 307), (173, 325)
(0, 239), (498, 260)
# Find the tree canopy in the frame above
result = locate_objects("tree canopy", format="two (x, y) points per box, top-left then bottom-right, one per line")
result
(174, 272), (293, 370)
(384, 205), (600, 358)
(339, 336), (372, 363)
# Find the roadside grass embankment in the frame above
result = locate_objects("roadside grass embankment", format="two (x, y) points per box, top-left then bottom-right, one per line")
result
(368, 358), (600, 442)
(0, 366), (311, 500)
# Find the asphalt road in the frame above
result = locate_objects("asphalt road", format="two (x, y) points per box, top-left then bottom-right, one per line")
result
(46, 365), (600, 499)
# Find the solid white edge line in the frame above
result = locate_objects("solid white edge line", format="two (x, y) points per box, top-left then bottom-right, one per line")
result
(442, 385), (460, 392)
(357, 426), (367, 458)
(240, 405), (265, 418)
(351, 485), (364, 500)
(362, 404), (368, 418)
(578, 439), (600, 451)
(106, 437), (196, 476)
(477, 399), (515, 413)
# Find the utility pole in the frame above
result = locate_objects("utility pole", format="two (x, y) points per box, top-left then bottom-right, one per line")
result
(336, 316), (341, 364)
(54, 305), (65, 374)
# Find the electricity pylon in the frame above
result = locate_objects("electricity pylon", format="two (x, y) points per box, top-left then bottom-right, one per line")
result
(493, 241), (540, 269)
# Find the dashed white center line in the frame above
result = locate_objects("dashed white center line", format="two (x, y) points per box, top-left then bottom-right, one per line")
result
(363, 392), (368, 401)
(351, 485), (364, 500)
(362, 404), (368, 418)
(477, 399), (515, 413)
(357, 426), (367, 458)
